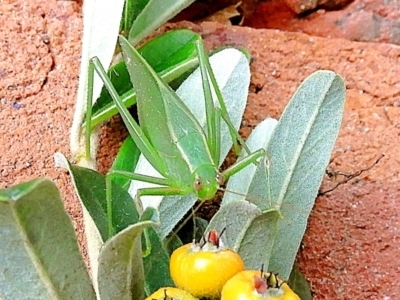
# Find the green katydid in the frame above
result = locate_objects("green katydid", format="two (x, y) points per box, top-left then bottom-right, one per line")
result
(86, 35), (266, 237)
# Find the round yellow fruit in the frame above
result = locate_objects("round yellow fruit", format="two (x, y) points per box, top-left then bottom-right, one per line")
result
(145, 287), (198, 300)
(221, 270), (300, 300)
(170, 242), (244, 298)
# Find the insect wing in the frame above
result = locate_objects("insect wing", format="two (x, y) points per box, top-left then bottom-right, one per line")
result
(120, 36), (213, 184)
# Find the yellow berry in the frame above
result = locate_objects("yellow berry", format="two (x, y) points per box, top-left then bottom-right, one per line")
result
(145, 287), (198, 300)
(170, 230), (244, 298)
(221, 270), (300, 300)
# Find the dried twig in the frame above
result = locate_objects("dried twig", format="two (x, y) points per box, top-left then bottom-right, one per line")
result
(318, 154), (385, 196)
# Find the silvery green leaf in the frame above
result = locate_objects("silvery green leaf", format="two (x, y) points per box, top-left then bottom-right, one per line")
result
(206, 200), (281, 270)
(70, 0), (125, 161)
(223, 117), (278, 205)
(0, 179), (95, 299)
(97, 207), (159, 300)
(206, 200), (262, 250)
(266, 70), (346, 279)
(211, 70), (346, 280)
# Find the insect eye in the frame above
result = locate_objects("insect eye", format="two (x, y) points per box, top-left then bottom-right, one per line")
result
(194, 178), (203, 191)
(216, 173), (224, 185)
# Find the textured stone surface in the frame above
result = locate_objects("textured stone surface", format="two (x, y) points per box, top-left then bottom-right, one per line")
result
(284, 0), (353, 14)
(246, 0), (400, 44)
(0, 0), (86, 250)
(1, 0), (400, 299)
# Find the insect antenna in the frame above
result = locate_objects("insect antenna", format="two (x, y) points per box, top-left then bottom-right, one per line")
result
(169, 200), (206, 240)
(218, 187), (273, 209)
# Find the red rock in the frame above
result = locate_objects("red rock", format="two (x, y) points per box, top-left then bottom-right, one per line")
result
(247, 0), (400, 44)
(284, 0), (353, 14)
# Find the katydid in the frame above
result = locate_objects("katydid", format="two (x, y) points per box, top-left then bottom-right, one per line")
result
(86, 35), (266, 236)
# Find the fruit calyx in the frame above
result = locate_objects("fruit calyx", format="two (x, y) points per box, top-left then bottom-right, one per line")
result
(190, 229), (227, 253)
(254, 270), (285, 298)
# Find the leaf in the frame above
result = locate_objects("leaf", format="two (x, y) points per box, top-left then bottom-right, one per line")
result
(0, 179), (95, 299)
(55, 153), (104, 292)
(206, 201), (281, 270)
(222, 117), (278, 205)
(288, 266), (312, 300)
(163, 232), (183, 256)
(70, 0), (125, 161)
(266, 71), (346, 279)
(120, 0), (148, 34)
(127, 47), (251, 239)
(89, 30), (201, 129)
(110, 135), (141, 189)
(97, 207), (159, 300)
(142, 227), (174, 295)
(155, 193), (197, 240)
(128, 0), (196, 46)
(138, 29), (199, 75)
(67, 162), (139, 242)
(206, 201), (262, 250)
(236, 211), (280, 269)
(216, 71), (346, 280)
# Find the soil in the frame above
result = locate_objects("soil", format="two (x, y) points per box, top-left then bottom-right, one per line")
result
(1, 0), (400, 299)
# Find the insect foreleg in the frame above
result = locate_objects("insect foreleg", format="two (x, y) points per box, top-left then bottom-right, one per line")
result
(221, 148), (266, 181)
(134, 186), (188, 209)
(134, 186), (189, 258)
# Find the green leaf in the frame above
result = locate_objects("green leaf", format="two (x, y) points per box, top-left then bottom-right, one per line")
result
(236, 211), (280, 269)
(120, 0), (148, 34)
(70, 0), (125, 159)
(67, 163), (139, 241)
(163, 232), (183, 256)
(155, 194), (197, 239)
(128, 0), (195, 46)
(206, 201), (261, 250)
(266, 71), (346, 279)
(0, 179), (95, 299)
(143, 227), (174, 295)
(88, 30), (200, 129)
(206, 201), (281, 270)
(288, 266), (312, 300)
(223, 117), (278, 205)
(97, 207), (159, 300)
(111, 135), (141, 189)
(139, 29), (199, 74)
(221, 71), (346, 280)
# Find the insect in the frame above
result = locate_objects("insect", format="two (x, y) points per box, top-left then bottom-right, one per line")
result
(86, 35), (266, 236)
